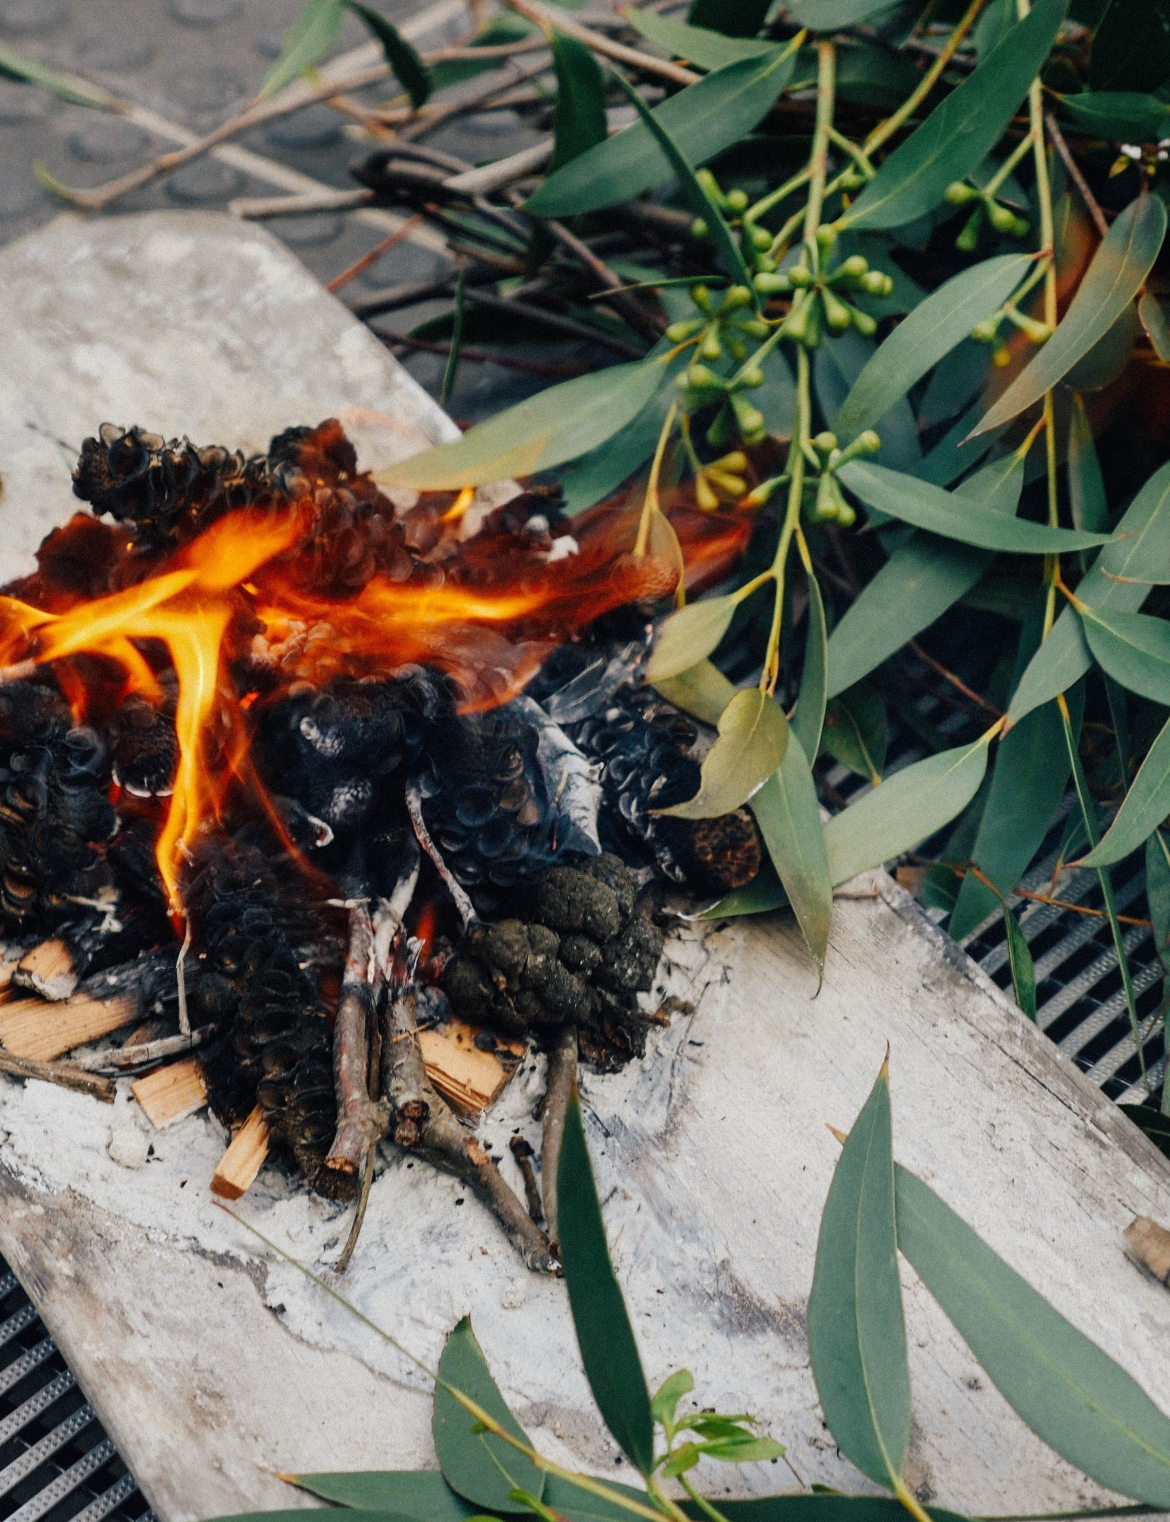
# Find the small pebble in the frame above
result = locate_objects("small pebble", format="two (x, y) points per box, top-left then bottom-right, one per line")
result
(277, 213), (345, 248)
(169, 0), (242, 25)
(166, 158), (245, 205)
(266, 105), (342, 152)
(500, 1279), (528, 1310)
(108, 1104), (150, 1170)
(75, 33), (155, 70)
(68, 119), (150, 165)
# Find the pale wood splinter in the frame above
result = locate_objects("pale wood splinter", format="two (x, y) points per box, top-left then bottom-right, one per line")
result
(132, 1059), (208, 1129)
(210, 1106), (270, 1200)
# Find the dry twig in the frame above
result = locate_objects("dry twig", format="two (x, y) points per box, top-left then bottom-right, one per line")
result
(0, 1052), (114, 1103)
(326, 905), (386, 1177)
(504, 0), (700, 86)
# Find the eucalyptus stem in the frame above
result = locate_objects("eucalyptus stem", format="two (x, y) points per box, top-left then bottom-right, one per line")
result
(634, 399), (679, 558)
(864, 0), (989, 155)
(762, 344), (811, 691)
(679, 1473), (733, 1522)
(804, 42), (836, 240)
(981, 127), (1038, 198)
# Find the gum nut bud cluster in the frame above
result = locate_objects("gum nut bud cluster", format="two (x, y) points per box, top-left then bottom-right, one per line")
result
(945, 180), (1030, 250)
(806, 429), (881, 526)
(770, 237), (894, 349)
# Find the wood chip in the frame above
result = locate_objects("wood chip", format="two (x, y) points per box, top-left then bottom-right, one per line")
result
(1125, 1214), (1170, 1284)
(210, 1106), (270, 1200)
(14, 938), (77, 1002)
(419, 1019), (524, 1115)
(0, 992), (136, 1063)
(132, 1059), (207, 1129)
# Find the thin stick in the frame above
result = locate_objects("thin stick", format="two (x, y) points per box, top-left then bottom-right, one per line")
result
(864, 0), (988, 155)
(0, 1052), (114, 1103)
(335, 1138), (378, 1273)
(395, 52), (556, 142)
(372, 850), (421, 981)
(73, 1026), (216, 1072)
(326, 215), (427, 294)
(326, 905), (387, 1176)
(504, 0), (700, 86)
(907, 640), (1003, 716)
(1045, 111), (1109, 238)
(540, 1026), (577, 1252)
(405, 782), (478, 929)
(0, 661), (37, 686)
(463, 288), (648, 358)
(175, 917), (192, 1037)
(528, 210), (667, 341)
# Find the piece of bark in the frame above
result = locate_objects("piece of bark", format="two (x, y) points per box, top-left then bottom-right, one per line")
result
(210, 1107), (270, 1200)
(382, 996), (553, 1272)
(14, 939), (77, 1002)
(0, 992), (137, 1063)
(418, 1020), (523, 1115)
(540, 1026), (577, 1253)
(132, 1059), (208, 1129)
(1125, 1215), (1170, 1284)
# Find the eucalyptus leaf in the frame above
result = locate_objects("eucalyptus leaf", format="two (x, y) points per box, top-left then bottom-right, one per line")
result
(807, 1063), (910, 1491)
(662, 688), (789, 818)
(1079, 713), (1170, 866)
(348, 4), (431, 107)
(688, 0), (773, 36)
(433, 1318), (544, 1514)
(260, 0), (345, 98)
(1068, 394), (1108, 532)
(680, 1501), (967, 1522)
(841, 0), (1068, 230)
(833, 256), (1032, 445)
(548, 30), (607, 171)
(1057, 90), (1170, 142)
(790, 0), (905, 27)
(289, 1473), (476, 1519)
(558, 373), (674, 517)
(975, 194), (1167, 434)
(525, 48), (797, 219)
(558, 1097), (654, 1475)
(895, 1164), (1170, 1506)
(1007, 458), (1170, 725)
(837, 460), (1112, 553)
(824, 739), (990, 886)
(1140, 291), (1170, 362)
(654, 660), (737, 727)
(627, 12), (778, 70)
(750, 737), (833, 972)
(822, 683), (887, 782)
(377, 357), (671, 488)
(793, 574), (828, 763)
(1003, 907), (1038, 1020)
(649, 595), (741, 683)
(1080, 605), (1170, 704)
(695, 860), (788, 917)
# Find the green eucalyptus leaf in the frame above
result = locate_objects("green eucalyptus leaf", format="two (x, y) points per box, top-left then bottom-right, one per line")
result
(661, 1445), (703, 1479)
(790, 0), (905, 28)
(1003, 906), (1037, 1020)
(288, 1473), (477, 1519)
(525, 48), (797, 219)
(1068, 394), (1109, 532)
(1147, 827), (1170, 954)
(1079, 713), (1170, 866)
(975, 194), (1167, 434)
(0, 43), (117, 107)
(793, 574), (828, 763)
(1063, 299), (1141, 392)
(433, 1318), (544, 1515)
(679, 1501), (967, 1522)
(651, 1369), (694, 1429)
(1140, 291), (1170, 361)
(895, 1164), (1170, 1506)
(662, 688), (789, 818)
(627, 12), (778, 69)
(807, 1062), (910, 1490)
(348, 4), (431, 107)
(833, 256), (1033, 445)
(1007, 458), (1170, 725)
(823, 683), (887, 782)
(260, 0), (345, 97)
(1080, 605), (1170, 703)
(841, 0), (1068, 230)
(540, 1476), (653, 1522)
(837, 460), (1114, 553)
(695, 862), (789, 917)
(377, 358), (670, 488)
(688, 0), (773, 36)
(558, 1097), (654, 1475)
(654, 660), (738, 727)
(549, 30), (607, 170)
(558, 370), (675, 518)
(750, 737), (833, 972)
(1057, 90), (1170, 142)
(700, 1435), (785, 1462)
(649, 596), (741, 683)
(824, 739), (990, 886)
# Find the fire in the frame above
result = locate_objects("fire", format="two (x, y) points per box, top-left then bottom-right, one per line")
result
(0, 463), (748, 913)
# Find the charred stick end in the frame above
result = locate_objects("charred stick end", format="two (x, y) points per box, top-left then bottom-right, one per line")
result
(509, 1135), (544, 1225)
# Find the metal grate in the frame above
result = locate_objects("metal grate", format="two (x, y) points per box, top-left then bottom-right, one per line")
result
(0, 1269), (149, 1522)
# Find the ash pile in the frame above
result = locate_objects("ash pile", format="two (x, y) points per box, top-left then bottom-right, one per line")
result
(0, 419), (757, 1271)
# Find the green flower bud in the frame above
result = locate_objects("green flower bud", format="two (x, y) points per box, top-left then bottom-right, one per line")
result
(839, 169), (864, 191)
(686, 363), (723, 390)
(731, 315), (770, 338)
(836, 254), (869, 281)
(740, 365), (765, 388)
(1009, 215), (1031, 238)
(712, 451), (748, 473)
(727, 335), (747, 360)
(969, 315), (1001, 344)
(987, 201), (1021, 235)
(821, 288), (852, 333)
(860, 269), (891, 296)
(690, 284), (713, 312)
(945, 181), (976, 205)
(781, 306), (809, 343)
(992, 344), (1012, 369)
(802, 294), (823, 348)
(754, 254), (779, 273)
(816, 223), (838, 250)
(744, 475), (783, 507)
(706, 403), (732, 449)
(700, 328), (723, 361)
(707, 468), (748, 497)
(849, 303), (877, 338)
(665, 317), (704, 343)
(690, 217), (710, 241)
(725, 188), (749, 214)
(789, 263), (814, 287)
(694, 471), (721, 512)
(956, 206), (984, 253)
(748, 224), (774, 250)
(814, 431), (838, 454)
(1007, 310), (1052, 345)
(696, 168), (724, 206)
(722, 284), (753, 311)
(836, 499), (857, 528)
(813, 472), (840, 522)
(853, 430), (881, 456)
(753, 271), (791, 294)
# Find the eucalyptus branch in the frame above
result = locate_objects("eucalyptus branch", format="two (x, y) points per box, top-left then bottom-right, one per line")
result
(865, 0), (989, 155)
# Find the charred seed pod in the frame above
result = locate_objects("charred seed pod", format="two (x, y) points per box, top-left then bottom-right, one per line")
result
(189, 842), (354, 1200)
(443, 854), (663, 1069)
(0, 685), (116, 927)
(110, 692), (178, 799)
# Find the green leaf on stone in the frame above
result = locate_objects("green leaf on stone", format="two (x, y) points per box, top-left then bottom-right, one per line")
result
(558, 1097), (655, 1475)
(348, 3), (431, 108)
(433, 1318), (545, 1514)
(649, 595), (741, 684)
(822, 683), (887, 782)
(289, 1472), (477, 1519)
(824, 739), (990, 886)
(840, 0), (1068, 230)
(975, 193), (1167, 435)
(837, 460), (1114, 553)
(1079, 713), (1170, 867)
(750, 737), (833, 973)
(260, 0), (345, 97)
(833, 256), (1033, 446)
(548, 30), (607, 171)
(895, 1164), (1170, 1506)
(808, 1062), (910, 1491)
(377, 357), (671, 488)
(627, 11), (778, 70)
(1080, 605), (1170, 704)
(525, 48), (797, 219)
(662, 688), (789, 818)
(654, 660), (737, 727)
